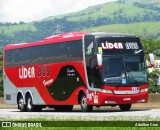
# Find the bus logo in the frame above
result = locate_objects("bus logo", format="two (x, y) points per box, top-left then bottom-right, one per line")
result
(43, 79), (54, 86)
(101, 42), (123, 49)
(19, 67), (35, 79)
(125, 42), (139, 49)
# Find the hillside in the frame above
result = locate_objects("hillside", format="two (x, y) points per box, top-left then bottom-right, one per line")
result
(83, 22), (160, 40)
(44, 0), (160, 22)
(0, 0), (160, 49)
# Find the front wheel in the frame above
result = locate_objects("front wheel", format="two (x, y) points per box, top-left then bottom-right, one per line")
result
(80, 93), (93, 112)
(119, 104), (131, 111)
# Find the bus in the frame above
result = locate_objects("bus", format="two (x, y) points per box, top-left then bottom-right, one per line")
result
(3, 32), (154, 112)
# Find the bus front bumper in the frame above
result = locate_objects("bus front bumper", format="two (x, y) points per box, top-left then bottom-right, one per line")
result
(87, 91), (148, 105)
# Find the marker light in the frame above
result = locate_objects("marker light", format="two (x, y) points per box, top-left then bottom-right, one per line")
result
(140, 88), (148, 92)
(101, 89), (113, 94)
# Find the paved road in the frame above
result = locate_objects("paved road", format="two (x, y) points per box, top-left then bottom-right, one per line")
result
(0, 108), (160, 121)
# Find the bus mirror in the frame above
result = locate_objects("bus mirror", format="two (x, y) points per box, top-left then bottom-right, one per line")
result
(149, 53), (154, 67)
(97, 54), (102, 68)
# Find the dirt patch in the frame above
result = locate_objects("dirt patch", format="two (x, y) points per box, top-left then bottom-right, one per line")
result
(0, 97), (3, 104)
(0, 94), (160, 109)
(0, 97), (17, 109)
(133, 93), (160, 108)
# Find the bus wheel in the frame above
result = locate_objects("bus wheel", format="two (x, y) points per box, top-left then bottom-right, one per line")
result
(26, 95), (35, 112)
(18, 95), (26, 112)
(80, 93), (93, 112)
(119, 104), (131, 111)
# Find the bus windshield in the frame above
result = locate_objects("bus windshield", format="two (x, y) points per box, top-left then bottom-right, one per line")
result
(125, 55), (147, 84)
(102, 55), (147, 85)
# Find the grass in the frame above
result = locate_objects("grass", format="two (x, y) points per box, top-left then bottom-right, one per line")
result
(83, 22), (160, 39)
(1, 119), (160, 129)
(42, 0), (160, 22)
(1, 121), (160, 130)
(57, 0), (160, 22)
(67, 2), (158, 21)
(126, 0), (160, 5)
(2, 127), (159, 130)
(0, 23), (37, 36)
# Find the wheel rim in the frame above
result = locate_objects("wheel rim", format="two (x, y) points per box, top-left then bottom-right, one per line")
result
(19, 98), (24, 108)
(81, 96), (87, 109)
(27, 98), (32, 110)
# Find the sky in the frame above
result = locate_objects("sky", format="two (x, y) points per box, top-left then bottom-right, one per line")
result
(0, 0), (116, 23)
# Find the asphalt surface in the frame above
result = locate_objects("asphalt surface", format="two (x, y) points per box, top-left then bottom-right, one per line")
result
(0, 108), (160, 121)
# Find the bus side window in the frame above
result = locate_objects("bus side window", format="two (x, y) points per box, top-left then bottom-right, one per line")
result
(5, 50), (13, 68)
(21, 48), (32, 66)
(31, 46), (44, 65)
(56, 43), (68, 62)
(84, 37), (100, 88)
(68, 40), (83, 61)
(84, 38), (95, 67)
(44, 44), (55, 63)
(14, 49), (21, 67)
(44, 42), (68, 63)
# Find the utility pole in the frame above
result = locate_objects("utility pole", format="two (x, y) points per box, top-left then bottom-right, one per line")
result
(56, 25), (61, 34)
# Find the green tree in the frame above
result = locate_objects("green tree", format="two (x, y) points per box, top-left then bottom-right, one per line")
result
(141, 39), (159, 53)
(148, 69), (160, 93)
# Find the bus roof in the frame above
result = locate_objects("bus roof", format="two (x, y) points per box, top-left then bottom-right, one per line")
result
(4, 32), (87, 51)
(86, 32), (138, 38)
(4, 32), (138, 51)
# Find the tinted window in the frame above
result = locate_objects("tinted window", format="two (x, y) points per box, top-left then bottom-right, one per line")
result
(5, 50), (14, 68)
(31, 46), (44, 65)
(68, 40), (83, 61)
(44, 42), (68, 63)
(85, 38), (95, 56)
(84, 37), (96, 68)
(5, 40), (83, 68)
(13, 49), (21, 66)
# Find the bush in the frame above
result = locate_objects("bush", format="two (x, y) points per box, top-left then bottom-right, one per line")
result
(0, 84), (3, 97)
(148, 69), (160, 93)
(149, 85), (160, 93)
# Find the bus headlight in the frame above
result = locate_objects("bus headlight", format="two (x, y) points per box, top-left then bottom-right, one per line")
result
(101, 89), (113, 94)
(140, 88), (148, 92)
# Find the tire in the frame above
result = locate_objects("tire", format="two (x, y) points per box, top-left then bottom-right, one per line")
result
(80, 93), (93, 112)
(54, 105), (73, 112)
(18, 95), (27, 112)
(26, 95), (35, 112)
(119, 104), (131, 111)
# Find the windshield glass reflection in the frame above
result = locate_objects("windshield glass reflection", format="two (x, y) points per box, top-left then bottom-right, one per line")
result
(102, 55), (147, 85)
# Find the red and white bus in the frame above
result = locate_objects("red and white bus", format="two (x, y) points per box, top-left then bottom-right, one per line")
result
(3, 32), (154, 112)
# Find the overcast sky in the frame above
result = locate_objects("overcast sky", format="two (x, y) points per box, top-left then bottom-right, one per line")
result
(0, 0), (116, 23)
